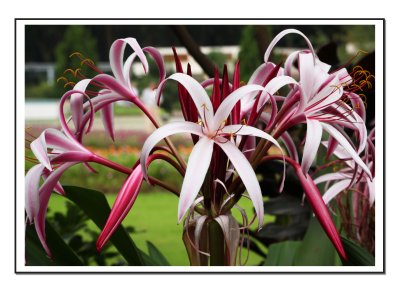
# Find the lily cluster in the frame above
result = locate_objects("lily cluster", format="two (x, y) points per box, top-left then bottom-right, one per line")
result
(25, 29), (374, 265)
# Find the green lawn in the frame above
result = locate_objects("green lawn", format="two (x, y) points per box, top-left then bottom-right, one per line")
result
(47, 191), (268, 266)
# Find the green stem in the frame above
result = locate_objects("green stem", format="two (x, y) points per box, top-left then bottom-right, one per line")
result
(208, 220), (225, 266)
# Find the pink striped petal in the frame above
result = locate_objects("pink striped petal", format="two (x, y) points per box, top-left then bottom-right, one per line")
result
(322, 179), (352, 205)
(222, 124), (286, 191)
(100, 103), (115, 141)
(42, 168), (64, 195)
(301, 119), (323, 174)
(216, 140), (264, 229)
(143, 47), (166, 84)
(140, 121), (203, 180)
(280, 131), (299, 163)
(35, 162), (77, 257)
(155, 74), (214, 124)
(178, 137), (214, 223)
(70, 79), (92, 131)
(264, 29), (316, 64)
(92, 74), (137, 101)
(25, 164), (45, 223)
(212, 85), (264, 131)
(97, 164), (143, 251)
(321, 123), (372, 179)
(109, 38), (148, 83)
(294, 166), (347, 260)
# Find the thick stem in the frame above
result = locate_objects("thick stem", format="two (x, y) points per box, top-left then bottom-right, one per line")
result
(208, 220), (225, 266)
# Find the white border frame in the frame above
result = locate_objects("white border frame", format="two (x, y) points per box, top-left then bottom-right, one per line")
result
(16, 19), (384, 273)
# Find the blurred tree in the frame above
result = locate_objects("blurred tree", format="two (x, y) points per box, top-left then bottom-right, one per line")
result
(54, 26), (99, 99)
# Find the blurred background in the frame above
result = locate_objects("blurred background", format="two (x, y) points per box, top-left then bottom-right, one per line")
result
(25, 24), (375, 266)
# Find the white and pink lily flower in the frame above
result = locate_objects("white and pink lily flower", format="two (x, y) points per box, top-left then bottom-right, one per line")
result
(140, 73), (285, 229)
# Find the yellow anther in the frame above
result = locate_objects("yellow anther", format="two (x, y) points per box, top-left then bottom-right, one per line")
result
(64, 81), (76, 88)
(69, 52), (84, 58)
(241, 118), (247, 125)
(57, 76), (68, 84)
(80, 58), (95, 66)
(201, 103), (209, 111)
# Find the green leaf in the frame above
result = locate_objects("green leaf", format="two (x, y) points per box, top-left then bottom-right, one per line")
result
(146, 241), (170, 266)
(26, 220), (83, 266)
(264, 241), (302, 266)
(341, 236), (375, 266)
(293, 217), (340, 266)
(62, 185), (144, 266)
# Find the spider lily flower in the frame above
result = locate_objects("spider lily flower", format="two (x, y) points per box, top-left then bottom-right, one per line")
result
(258, 29), (371, 179)
(67, 38), (165, 142)
(140, 73), (286, 229)
(25, 127), (96, 256)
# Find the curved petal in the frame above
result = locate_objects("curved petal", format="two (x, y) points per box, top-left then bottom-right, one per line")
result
(216, 140), (264, 229)
(97, 164), (143, 251)
(155, 74), (214, 125)
(110, 38), (148, 83)
(30, 128), (84, 171)
(143, 47), (166, 85)
(264, 29), (316, 64)
(140, 121), (203, 180)
(321, 123), (372, 179)
(367, 178), (375, 206)
(222, 124), (286, 191)
(35, 162), (78, 257)
(178, 137), (214, 222)
(313, 172), (352, 185)
(280, 131), (299, 163)
(70, 79), (92, 131)
(92, 74), (137, 101)
(25, 164), (45, 223)
(322, 179), (352, 205)
(301, 119), (323, 174)
(212, 85), (264, 131)
(100, 102), (115, 141)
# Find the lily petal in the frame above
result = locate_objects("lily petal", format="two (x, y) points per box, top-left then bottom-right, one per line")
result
(264, 29), (316, 64)
(156, 73), (214, 124)
(110, 38), (148, 83)
(140, 121), (203, 180)
(321, 123), (372, 179)
(25, 164), (45, 223)
(97, 164), (143, 251)
(222, 124), (286, 191)
(322, 179), (352, 205)
(217, 140), (264, 229)
(212, 85), (265, 131)
(301, 119), (323, 174)
(35, 162), (77, 257)
(178, 137), (214, 223)
(100, 102), (115, 141)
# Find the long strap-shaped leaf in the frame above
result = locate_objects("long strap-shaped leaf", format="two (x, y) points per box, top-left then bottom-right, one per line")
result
(63, 185), (144, 266)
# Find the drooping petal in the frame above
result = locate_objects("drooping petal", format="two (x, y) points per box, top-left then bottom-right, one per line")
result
(155, 73), (214, 125)
(294, 166), (347, 260)
(322, 179), (352, 205)
(222, 124), (286, 191)
(143, 47), (166, 85)
(35, 162), (77, 257)
(109, 38), (148, 83)
(264, 29), (316, 64)
(280, 131), (299, 163)
(42, 169), (64, 195)
(30, 128), (84, 171)
(367, 178), (375, 206)
(25, 164), (45, 223)
(97, 165), (143, 251)
(70, 79), (92, 131)
(301, 119), (323, 174)
(100, 102), (115, 141)
(178, 137), (214, 223)
(313, 172), (352, 185)
(321, 123), (372, 179)
(140, 121), (203, 180)
(216, 140), (264, 229)
(92, 74), (137, 101)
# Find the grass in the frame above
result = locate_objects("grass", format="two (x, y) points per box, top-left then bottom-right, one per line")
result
(47, 191), (269, 266)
